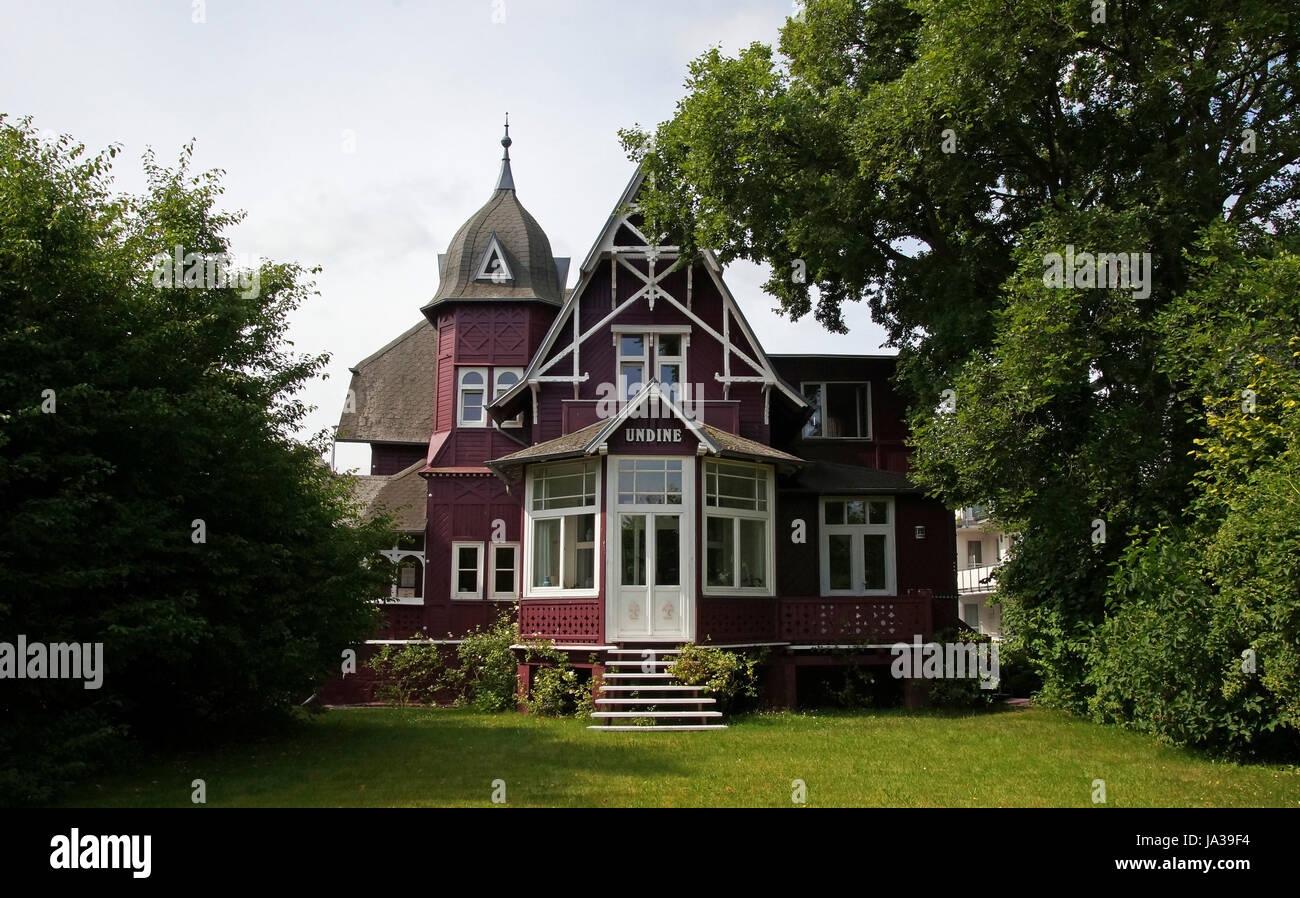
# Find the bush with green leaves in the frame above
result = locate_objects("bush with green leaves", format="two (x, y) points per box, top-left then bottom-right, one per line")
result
(0, 119), (393, 805)
(924, 627), (996, 710)
(1084, 229), (1300, 759)
(522, 664), (586, 717)
(447, 610), (521, 712)
(365, 637), (448, 706)
(669, 644), (763, 714)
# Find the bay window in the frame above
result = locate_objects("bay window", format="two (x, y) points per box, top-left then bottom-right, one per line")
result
(703, 460), (774, 594)
(527, 459), (599, 594)
(819, 497), (895, 595)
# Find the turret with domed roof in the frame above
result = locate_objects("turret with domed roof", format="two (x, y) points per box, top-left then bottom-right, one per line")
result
(422, 116), (568, 317)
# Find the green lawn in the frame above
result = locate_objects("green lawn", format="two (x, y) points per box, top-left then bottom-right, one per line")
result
(65, 706), (1298, 808)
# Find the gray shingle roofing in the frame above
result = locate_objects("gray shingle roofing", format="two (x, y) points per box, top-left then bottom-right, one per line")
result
(784, 459), (921, 494)
(699, 423), (802, 464)
(422, 188), (565, 310)
(336, 319), (438, 444)
(350, 460), (428, 531)
(486, 420), (803, 471)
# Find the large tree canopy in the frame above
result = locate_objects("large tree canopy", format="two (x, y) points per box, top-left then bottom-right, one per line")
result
(0, 118), (393, 803)
(626, 0), (1298, 383)
(626, 0), (1300, 754)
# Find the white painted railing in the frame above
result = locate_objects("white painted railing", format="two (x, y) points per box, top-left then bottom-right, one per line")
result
(957, 563), (1000, 594)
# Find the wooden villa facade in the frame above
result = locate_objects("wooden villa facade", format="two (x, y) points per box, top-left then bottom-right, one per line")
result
(326, 123), (958, 713)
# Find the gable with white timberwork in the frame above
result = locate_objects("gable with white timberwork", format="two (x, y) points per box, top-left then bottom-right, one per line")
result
(489, 170), (805, 445)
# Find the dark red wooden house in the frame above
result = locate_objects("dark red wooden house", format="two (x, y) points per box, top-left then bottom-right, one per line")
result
(330, 124), (957, 723)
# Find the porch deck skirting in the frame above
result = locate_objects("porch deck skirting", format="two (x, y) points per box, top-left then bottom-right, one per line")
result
(516, 591), (936, 646)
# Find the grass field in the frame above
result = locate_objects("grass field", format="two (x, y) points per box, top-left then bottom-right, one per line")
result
(64, 706), (1299, 808)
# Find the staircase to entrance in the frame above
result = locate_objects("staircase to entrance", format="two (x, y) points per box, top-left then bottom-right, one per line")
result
(587, 646), (727, 731)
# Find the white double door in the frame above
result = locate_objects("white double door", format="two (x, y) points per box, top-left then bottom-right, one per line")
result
(607, 456), (694, 642)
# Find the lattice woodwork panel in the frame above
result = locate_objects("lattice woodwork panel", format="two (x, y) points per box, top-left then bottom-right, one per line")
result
(380, 606), (427, 640)
(519, 600), (602, 643)
(779, 598), (928, 643)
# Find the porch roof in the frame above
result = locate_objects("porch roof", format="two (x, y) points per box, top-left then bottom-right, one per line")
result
(484, 417), (802, 479)
(350, 460), (428, 531)
(782, 459), (922, 494)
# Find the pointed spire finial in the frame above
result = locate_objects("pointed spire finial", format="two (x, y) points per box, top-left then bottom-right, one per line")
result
(496, 113), (515, 191)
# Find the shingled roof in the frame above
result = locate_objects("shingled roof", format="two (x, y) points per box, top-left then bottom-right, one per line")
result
(350, 460), (428, 531)
(485, 419), (803, 478)
(698, 423), (802, 464)
(336, 319), (437, 445)
(422, 123), (567, 313)
(783, 459), (921, 494)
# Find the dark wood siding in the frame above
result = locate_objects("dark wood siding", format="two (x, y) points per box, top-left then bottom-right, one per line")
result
(370, 443), (425, 475)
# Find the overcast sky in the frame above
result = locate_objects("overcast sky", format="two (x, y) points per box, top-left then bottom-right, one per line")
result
(1, 0), (892, 472)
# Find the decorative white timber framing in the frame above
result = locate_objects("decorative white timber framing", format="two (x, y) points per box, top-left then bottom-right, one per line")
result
(723, 305), (730, 398)
(488, 169), (807, 434)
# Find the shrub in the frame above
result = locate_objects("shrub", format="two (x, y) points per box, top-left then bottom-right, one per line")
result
(669, 644), (763, 714)
(365, 636), (447, 706)
(448, 609), (520, 712)
(924, 627), (996, 710)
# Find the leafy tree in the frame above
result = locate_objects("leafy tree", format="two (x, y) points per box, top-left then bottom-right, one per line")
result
(0, 117), (393, 804)
(625, 0), (1300, 718)
(1086, 225), (1300, 757)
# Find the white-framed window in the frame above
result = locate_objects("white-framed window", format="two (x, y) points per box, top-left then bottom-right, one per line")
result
(489, 542), (519, 600)
(381, 532), (425, 605)
(457, 367), (489, 427)
(617, 334), (647, 401)
(819, 497), (895, 596)
(451, 541), (485, 599)
(616, 457), (684, 505)
(802, 382), (872, 439)
(526, 459), (600, 595)
(493, 367), (523, 428)
(703, 460), (775, 595)
(656, 333), (686, 389)
(615, 331), (690, 402)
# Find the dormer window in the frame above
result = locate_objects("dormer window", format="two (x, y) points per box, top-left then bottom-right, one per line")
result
(474, 233), (513, 284)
